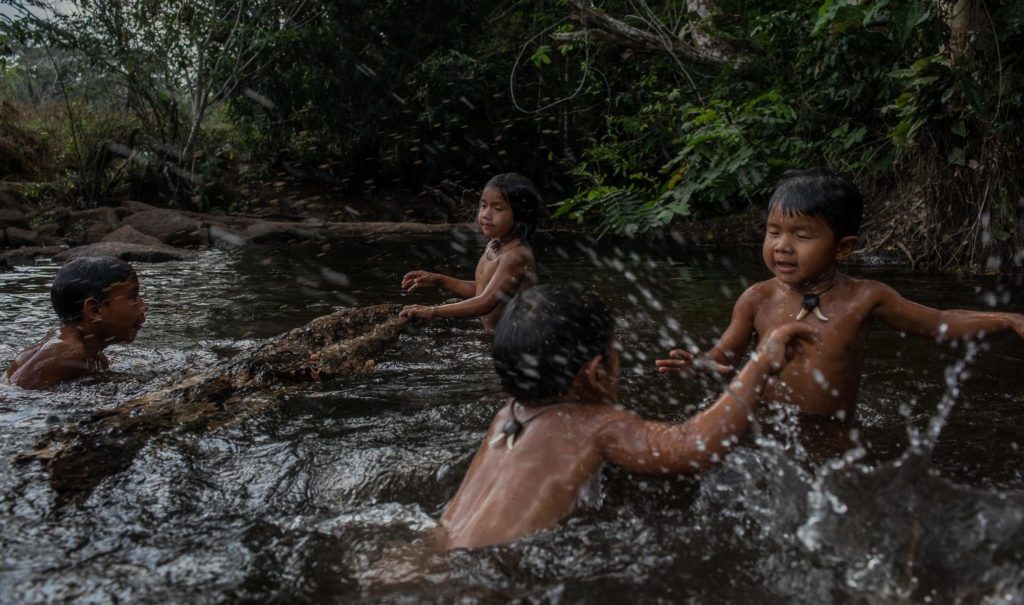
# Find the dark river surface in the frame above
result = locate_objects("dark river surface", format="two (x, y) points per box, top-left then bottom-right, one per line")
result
(1, 232), (1023, 603)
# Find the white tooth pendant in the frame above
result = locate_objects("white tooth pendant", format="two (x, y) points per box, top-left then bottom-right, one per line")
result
(799, 293), (828, 322)
(491, 418), (523, 449)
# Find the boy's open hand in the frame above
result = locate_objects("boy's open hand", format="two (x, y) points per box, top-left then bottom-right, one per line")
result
(655, 348), (734, 377)
(400, 304), (435, 320)
(754, 322), (819, 374)
(402, 271), (439, 292)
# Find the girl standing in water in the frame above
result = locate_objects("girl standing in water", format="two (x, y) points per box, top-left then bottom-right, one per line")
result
(400, 173), (540, 331)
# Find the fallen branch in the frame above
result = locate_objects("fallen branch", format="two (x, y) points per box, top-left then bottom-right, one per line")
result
(17, 304), (410, 496)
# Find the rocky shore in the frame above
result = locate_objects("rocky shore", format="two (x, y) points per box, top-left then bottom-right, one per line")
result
(0, 188), (471, 271)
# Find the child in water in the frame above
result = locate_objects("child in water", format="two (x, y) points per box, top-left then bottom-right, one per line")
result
(436, 284), (816, 549)
(4, 256), (147, 390)
(400, 173), (539, 330)
(656, 168), (1024, 418)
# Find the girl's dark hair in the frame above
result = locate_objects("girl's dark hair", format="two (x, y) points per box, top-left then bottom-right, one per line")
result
(51, 256), (136, 324)
(484, 172), (541, 246)
(492, 284), (613, 402)
(768, 168), (863, 239)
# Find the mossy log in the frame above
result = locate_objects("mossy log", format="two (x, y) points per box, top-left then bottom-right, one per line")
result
(18, 304), (410, 495)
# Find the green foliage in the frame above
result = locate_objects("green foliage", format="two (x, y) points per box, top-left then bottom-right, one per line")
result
(555, 0), (1024, 256)
(3, 0), (1023, 269)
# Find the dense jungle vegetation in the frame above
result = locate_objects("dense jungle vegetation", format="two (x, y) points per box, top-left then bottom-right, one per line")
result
(1, 0), (1023, 271)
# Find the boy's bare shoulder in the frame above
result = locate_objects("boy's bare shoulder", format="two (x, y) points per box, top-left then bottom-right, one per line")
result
(6, 331), (90, 389)
(574, 403), (643, 434)
(839, 275), (899, 304)
(735, 279), (780, 307)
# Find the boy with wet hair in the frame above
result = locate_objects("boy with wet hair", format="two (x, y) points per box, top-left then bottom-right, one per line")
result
(437, 284), (815, 549)
(4, 256), (147, 390)
(656, 167), (1024, 418)
(400, 172), (540, 330)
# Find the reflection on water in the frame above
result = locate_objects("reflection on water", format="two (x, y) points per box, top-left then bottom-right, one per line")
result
(1, 236), (1022, 603)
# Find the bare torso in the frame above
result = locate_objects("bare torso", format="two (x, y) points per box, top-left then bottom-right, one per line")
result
(745, 275), (877, 416)
(474, 242), (537, 331)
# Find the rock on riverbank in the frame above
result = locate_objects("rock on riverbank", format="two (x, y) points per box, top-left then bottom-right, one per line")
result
(0, 190), (472, 266)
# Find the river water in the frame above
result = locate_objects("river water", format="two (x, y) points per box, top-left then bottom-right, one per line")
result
(1, 233), (1022, 603)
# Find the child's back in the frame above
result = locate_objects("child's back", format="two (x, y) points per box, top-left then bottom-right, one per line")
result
(441, 402), (611, 548)
(438, 284), (816, 549)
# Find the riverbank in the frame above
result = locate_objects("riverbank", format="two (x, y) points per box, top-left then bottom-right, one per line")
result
(0, 180), (983, 274)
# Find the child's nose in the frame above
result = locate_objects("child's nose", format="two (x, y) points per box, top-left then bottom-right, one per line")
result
(774, 235), (794, 252)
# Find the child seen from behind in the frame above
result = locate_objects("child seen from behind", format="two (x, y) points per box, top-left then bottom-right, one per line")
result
(437, 284), (816, 549)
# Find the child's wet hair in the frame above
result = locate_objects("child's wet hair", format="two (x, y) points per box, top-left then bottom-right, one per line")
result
(768, 168), (863, 239)
(492, 284), (613, 402)
(51, 256), (137, 324)
(484, 173), (541, 246)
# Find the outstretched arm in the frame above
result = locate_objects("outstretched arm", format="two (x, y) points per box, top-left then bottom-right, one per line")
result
(655, 286), (760, 377)
(872, 283), (1024, 342)
(607, 322), (817, 475)
(401, 249), (533, 320)
(401, 270), (476, 298)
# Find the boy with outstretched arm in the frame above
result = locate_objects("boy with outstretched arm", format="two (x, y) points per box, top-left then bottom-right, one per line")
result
(656, 168), (1024, 418)
(436, 284), (815, 549)
(4, 256), (147, 390)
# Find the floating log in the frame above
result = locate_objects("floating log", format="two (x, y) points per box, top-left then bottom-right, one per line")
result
(17, 304), (410, 496)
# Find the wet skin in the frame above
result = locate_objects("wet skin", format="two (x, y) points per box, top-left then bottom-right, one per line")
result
(656, 208), (1024, 418)
(438, 324), (816, 550)
(4, 276), (147, 390)
(400, 186), (537, 330)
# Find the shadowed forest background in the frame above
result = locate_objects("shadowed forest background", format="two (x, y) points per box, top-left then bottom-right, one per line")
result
(2, 0), (1023, 271)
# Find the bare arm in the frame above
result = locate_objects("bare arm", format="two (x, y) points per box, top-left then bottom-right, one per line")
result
(401, 270), (477, 298)
(656, 285), (760, 376)
(872, 282), (1024, 342)
(402, 249), (533, 320)
(609, 323), (817, 475)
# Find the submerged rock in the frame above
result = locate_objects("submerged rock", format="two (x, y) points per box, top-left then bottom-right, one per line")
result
(18, 304), (410, 497)
(0, 246), (64, 264)
(55, 241), (195, 262)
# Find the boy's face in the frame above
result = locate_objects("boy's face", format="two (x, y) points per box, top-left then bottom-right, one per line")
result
(477, 187), (515, 240)
(762, 207), (846, 288)
(94, 276), (147, 344)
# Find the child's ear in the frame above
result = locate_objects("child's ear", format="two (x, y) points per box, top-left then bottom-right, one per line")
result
(583, 354), (606, 391)
(836, 235), (859, 261)
(82, 298), (102, 321)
